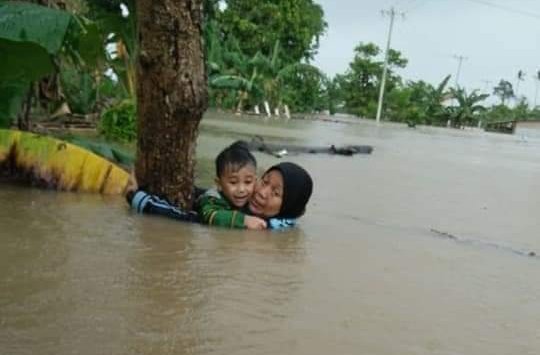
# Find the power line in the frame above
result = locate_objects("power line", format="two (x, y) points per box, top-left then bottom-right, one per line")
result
(463, 0), (540, 20)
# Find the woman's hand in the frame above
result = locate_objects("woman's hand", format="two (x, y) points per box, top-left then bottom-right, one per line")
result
(244, 215), (267, 230)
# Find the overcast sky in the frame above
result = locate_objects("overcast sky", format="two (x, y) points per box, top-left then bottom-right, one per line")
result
(312, 0), (540, 105)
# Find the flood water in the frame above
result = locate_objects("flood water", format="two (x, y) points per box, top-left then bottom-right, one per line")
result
(2, 112), (540, 355)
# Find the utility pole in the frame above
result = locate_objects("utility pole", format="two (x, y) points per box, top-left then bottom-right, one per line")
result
(452, 55), (467, 88)
(376, 7), (404, 123)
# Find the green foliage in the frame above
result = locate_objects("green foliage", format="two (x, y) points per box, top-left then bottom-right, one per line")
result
(204, 3), (328, 113)
(0, 38), (52, 127)
(0, 81), (27, 127)
(493, 79), (514, 105)
(281, 65), (326, 112)
(0, 2), (71, 125)
(64, 17), (105, 68)
(385, 86), (417, 123)
(99, 99), (136, 142)
(97, 74), (128, 102)
(336, 42), (407, 118)
(0, 2), (72, 55)
(369, 75), (454, 126)
(87, 0), (137, 96)
(483, 104), (513, 123)
(0, 38), (53, 81)
(512, 98), (530, 120)
(0, 2), (105, 125)
(218, 0), (326, 64)
(446, 88), (489, 127)
(60, 68), (96, 114)
(480, 99), (540, 126)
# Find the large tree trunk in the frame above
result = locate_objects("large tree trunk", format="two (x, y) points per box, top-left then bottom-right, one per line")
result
(135, 0), (207, 208)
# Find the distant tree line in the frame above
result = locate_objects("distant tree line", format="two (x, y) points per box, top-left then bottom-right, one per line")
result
(1, 0), (539, 136)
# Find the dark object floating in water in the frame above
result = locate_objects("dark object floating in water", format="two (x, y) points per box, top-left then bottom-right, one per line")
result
(245, 136), (373, 158)
(430, 228), (537, 259)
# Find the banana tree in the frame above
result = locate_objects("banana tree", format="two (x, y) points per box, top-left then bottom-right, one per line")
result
(0, 2), (103, 128)
(88, 0), (137, 98)
(424, 75), (452, 125)
(447, 88), (489, 127)
(251, 40), (322, 117)
(0, 128), (128, 193)
(208, 36), (265, 113)
(210, 71), (263, 113)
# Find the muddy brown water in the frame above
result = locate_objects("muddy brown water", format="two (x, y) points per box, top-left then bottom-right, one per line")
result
(2, 112), (540, 355)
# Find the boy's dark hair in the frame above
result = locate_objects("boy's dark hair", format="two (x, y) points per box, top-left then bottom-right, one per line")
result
(215, 141), (257, 177)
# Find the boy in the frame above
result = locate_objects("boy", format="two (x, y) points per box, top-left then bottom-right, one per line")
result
(196, 141), (267, 230)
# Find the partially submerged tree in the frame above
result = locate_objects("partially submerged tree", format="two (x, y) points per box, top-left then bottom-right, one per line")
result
(385, 75), (451, 126)
(135, 0), (208, 208)
(447, 88), (488, 127)
(337, 42), (407, 118)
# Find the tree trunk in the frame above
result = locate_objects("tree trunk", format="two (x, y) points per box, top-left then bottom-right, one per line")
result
(283, 104), (290, 119)
(263, 101), (271, 117)
(135, 0), (207, 209)
(236, 91), (248, 114)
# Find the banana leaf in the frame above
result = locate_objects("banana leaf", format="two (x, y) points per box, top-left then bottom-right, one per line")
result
(0, 129), (129, 194)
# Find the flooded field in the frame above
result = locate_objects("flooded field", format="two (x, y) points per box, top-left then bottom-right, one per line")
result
(1, 113), (540, 354)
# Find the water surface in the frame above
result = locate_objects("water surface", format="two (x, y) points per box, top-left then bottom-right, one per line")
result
(1, 113), (540, 354)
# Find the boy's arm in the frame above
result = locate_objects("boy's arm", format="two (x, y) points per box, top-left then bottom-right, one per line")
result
(127, 189), (199, 222)
(196, 194), (246, 229)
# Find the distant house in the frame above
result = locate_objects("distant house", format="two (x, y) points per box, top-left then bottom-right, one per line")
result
(514, 120), (540, 139)
(484, 120), (516, 134)
(485, 119), (540, 136)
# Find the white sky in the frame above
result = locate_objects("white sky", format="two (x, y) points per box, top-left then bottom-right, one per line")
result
(312, 0), (540, 106)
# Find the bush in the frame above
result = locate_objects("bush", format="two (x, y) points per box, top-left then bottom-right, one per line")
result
(99, 99), (136, 142)
(61, 69), (96, 114)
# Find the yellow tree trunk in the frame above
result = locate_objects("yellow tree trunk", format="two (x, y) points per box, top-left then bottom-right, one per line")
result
(0, 129), (129, 194)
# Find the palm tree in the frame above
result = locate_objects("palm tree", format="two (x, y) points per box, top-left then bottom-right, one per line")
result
(515, 70), (525, 97)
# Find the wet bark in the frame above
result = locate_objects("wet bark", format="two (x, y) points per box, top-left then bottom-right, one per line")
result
(135, 0), (208, 208)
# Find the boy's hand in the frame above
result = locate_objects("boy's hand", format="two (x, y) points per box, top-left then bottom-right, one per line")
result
(244, 216), (267, 230)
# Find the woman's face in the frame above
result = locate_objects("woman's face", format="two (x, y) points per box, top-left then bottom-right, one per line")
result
(248, 170), (284, 218)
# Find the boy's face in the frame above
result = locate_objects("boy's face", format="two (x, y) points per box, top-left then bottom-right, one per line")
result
(216, 163), (257, 208)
